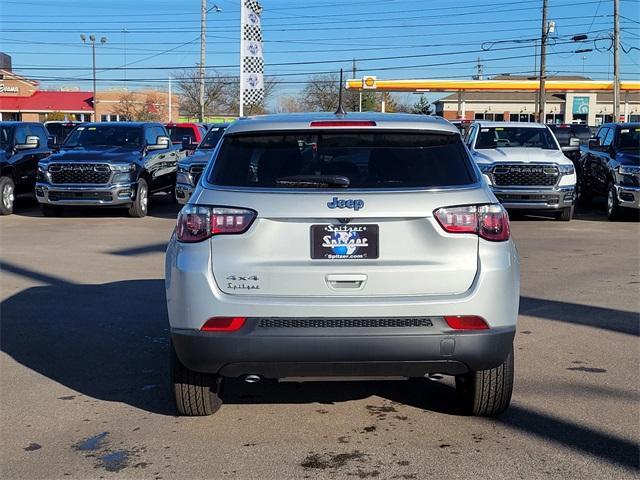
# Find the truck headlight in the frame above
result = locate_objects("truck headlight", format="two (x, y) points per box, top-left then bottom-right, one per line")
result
(112, 163), (136, 172)
(558, 164), (575, 175)
(618, 165), (640, 176)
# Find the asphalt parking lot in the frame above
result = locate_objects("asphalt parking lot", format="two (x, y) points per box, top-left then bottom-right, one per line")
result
(1, 196), (639, 480)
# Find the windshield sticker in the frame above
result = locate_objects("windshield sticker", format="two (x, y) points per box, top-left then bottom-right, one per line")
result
(88, 127), (96, 130)
(77, 127), (85, 131)
(481, 128), (489, 132)
(495, 127), (504, 131)
(210, 128), (219, 131)
(621, 129), (629, 133)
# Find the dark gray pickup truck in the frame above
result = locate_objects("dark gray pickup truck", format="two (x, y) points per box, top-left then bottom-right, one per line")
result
(577, 122), (640, 220)
(36, 122), (183, 217)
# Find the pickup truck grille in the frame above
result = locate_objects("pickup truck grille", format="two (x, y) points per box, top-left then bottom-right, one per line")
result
(492, 164), (558, 187)
(49, 164), (111, 184)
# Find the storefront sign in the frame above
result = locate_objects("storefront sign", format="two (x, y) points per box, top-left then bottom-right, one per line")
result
(572, 96), (590, 115)
(0, 84), (19, 94)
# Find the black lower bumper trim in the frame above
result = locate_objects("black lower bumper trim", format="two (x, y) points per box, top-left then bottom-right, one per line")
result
(171, 325), (516, 378)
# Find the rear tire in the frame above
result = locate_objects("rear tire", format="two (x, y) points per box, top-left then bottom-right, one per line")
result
(555, 206), (573, 221)
(128, 178), (148, 218)
(171, 343), (223, 416)
(606, 182), (622, 221)
(41, 204), (64, 217)
(0, 176), (15, 215)
(455, 347), (514, 416)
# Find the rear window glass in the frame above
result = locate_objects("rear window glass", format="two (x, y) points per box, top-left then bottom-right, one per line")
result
(199, 127), (226, 149)
(46, 124), (78, 143)
(548, 124), (591, 145)
(207, 131), (476, 189)
(167, 126), (196, 143)
(475, 127), (558, 150)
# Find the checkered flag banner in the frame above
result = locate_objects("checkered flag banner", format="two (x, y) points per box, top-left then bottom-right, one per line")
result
(241, 0), (264, 106)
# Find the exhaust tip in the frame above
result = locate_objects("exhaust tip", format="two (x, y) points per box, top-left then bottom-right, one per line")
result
(244, 374), (261, 384)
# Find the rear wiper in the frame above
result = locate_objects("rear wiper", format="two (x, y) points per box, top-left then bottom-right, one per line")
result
(275, 175), (350, 188)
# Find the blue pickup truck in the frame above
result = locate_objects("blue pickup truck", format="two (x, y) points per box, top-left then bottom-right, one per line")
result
(36, 122), (183, 217)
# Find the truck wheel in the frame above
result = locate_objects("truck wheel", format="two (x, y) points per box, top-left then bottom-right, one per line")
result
(606, 182), (622, 221)
(555, 206), (573, 221)
(0, 176), (15, 215)
(128, 178), (148, 218)
(171, 343), (223, 416)
(455, 347), (514, 416)
(41, 205), (64, 217)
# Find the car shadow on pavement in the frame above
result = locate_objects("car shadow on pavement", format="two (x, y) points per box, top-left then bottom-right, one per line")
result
(0, 261), (175, 416)
(520, 296), (639, 336)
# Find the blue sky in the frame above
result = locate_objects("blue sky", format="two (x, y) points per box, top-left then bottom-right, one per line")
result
(1, 0), (638, 105)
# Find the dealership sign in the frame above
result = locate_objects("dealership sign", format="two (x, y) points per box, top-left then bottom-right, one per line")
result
(572, 96), (590, 115)
(0, 84), (19, 94)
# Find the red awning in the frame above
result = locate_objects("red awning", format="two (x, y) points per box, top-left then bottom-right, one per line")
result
(0, 91), (93, 112)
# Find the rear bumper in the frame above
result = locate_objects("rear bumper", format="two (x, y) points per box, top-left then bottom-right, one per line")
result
(615, 184), (640, 209)
(171, 323), (516, 377)
(35, 182), (136, 206)
(492, 186), (575, 210)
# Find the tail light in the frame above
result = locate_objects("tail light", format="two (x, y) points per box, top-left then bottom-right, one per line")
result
(201, 317), (246, 332)
(444, 315), (489, 330)
(434, 204), (510, 242)
(176, 206), (256, 243)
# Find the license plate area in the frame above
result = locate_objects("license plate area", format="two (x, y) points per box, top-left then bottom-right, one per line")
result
(311, 224), (379, 260)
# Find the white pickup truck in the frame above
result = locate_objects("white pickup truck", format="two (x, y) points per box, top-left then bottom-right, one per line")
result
(464, 121), (577, 221)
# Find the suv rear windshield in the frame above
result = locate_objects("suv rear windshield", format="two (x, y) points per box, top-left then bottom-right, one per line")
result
(63, 125), (142, 149)
(207, 131), (476, 189)
(548, 124), (591, 146)
(475, 127), (558, 150)
(167, 126), (197, 143)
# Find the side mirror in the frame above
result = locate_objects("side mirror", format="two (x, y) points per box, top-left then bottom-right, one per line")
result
(588, 138), (600, 149)
(569, 137), (581, 147)
(181, 135), (196, 150)
(148, 135), (171, 151)
(47, 135), (58, 149)
(15, 135), (40, 150)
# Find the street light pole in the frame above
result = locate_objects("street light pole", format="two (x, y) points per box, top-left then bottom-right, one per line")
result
(81, 34), (107, 122)
(613, 0), (621, 121)
(122, 27), (128, 85)
(537, 0), (548, 123)
(199, 0), (206, 123)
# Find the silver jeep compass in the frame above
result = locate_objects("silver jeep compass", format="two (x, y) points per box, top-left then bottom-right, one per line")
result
(165, 113), (520, 417)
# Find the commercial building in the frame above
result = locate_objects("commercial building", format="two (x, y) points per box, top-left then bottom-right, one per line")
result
(433, 76), (640, 125)
(0, 55), (179, 122)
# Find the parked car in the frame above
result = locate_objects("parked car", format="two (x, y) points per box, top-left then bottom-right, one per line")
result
(166, 113), (519, 417)
(577, 122), (640, 220)
(465, 121), (576, 221)
(36, 122), (182, 217)
(175, 123), (229, 204)
(44, 121), (84, 151)
(0, 121), (51, 215)
(164, 122), (207, 154)
(548, 123), (592, 164)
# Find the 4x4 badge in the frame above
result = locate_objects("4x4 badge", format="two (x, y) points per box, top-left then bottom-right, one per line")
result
(327, 197), (364, 211)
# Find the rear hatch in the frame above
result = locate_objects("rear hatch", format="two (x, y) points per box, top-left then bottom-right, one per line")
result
(194, 128), (489, 297)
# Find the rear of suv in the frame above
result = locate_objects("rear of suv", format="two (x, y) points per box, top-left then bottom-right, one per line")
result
(166, 113), (520, 417)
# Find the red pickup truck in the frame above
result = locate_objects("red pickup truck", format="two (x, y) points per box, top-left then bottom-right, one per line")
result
(164, 123), (207, 153)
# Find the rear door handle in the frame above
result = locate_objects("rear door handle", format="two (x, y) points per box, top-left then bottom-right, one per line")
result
(325, 274), (367, 290)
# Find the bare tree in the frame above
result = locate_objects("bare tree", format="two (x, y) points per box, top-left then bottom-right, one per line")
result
(275, 95), (305, 113)
(112, 91), (139, 121)
(174, 69), (228, 118)
(300, 73), (340, 112)
(136, 92), (165, 122)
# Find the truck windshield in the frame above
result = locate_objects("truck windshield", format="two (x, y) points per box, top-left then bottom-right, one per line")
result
(198, 126), (226, 149)
(208, 131), (476, 189)
(0, 126), (14, 150)
(63, 125), (142, 149)
(476, 127), (558, 150)
(618, 127), (640, 151)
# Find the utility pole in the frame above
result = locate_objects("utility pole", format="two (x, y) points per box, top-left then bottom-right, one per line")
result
(352, 58), (362, 112)
(122, 27), (128, 85)
(168, 76), (172, 122)
(473, 57), (483, 80)
(81, 34), (106, 122)
(199, 0), (206, 123)
(537, 0), (548, 123)
(613, 0), (620, 121)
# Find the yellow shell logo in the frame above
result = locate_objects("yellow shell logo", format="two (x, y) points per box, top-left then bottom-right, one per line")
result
(362, 76), (377, 89)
